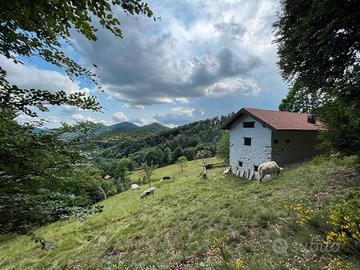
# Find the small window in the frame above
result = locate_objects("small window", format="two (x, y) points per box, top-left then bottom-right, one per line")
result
(243, 122), (255, 128)
(244, 137), (251, 146)
(238, 161), (243, 167)
(254, 165), (259, 172)
(274, 139), (279, 144)
(286, 139), (290, 143)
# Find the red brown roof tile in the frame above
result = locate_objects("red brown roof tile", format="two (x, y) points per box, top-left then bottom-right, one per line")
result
(223, 108), (324, 131)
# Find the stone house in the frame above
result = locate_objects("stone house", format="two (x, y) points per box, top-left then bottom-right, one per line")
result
(223, 108), (323, 179)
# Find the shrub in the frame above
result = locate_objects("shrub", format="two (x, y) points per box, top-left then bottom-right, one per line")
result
(325, 196), (360, 254)
(87, 185), (106, 204)
(106, 188), (118, 197)
(101, 180), (117, 197)
(326, 257), (352, 270)
(176, 156), (188, 173)
(284, 203), (315, 225)
(216, 130), (230, 162)
(195, 150), (212, 160)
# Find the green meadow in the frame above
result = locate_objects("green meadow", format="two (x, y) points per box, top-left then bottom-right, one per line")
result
(0, 157), (358, 270)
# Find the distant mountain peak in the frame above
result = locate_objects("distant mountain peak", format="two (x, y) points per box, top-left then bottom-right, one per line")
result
(98, 121), (169, 137)
(111, 121), (139, 128)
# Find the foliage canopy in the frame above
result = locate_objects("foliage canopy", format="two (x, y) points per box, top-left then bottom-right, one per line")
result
(0, 0), (153, 81)
(274, 0), (360, 155)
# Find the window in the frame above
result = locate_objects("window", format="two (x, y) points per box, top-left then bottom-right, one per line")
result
(243, 122), (255, 128)
(238, 161), (243, 167)
(274, 139), (279, 144)
(286, 139), (290, 143)
(254, 165), (259, 172)
(244, 137), (251, 146)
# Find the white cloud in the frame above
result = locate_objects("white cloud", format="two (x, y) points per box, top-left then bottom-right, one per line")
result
(98, 119), (113, 126)
(74, 0), (276, 105)
(44, 116), (63, 128)
(6, 0), (286, 127)
(170, 107), (204, 117)
(154, 106), (204, 125)
(124, 103), (145, 110)
(0, 56), (88, 94)
(71, 114), (97, 123)
(204, 77), (260, 97)
(112, 112), (128, 122)
(131, 117), (153, 126)
(16, 114), (42, 126)
(16, 113), (63, 128)
(163, 123), (178, 128)
(174, 97), (189, 104)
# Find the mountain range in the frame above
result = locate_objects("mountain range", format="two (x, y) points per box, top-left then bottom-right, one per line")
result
(32, 121), (170, 137)
(95, 122), (170, 137)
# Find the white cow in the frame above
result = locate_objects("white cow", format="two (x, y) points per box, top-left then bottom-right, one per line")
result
(131, 184), (141, 190)
(258, 161), (282, 183)
(223, 167), (231, 174)
(140, 187), (155, 198)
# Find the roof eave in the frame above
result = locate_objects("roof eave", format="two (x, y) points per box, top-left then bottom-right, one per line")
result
(222, 108), (276, 131)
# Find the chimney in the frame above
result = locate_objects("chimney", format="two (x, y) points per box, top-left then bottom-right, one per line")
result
(307, 114), (316, 124)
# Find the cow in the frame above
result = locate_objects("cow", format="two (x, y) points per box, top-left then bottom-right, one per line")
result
(258, 161), (282, 183)
(140, 187), (155, 198)
(162, 176), (171, 181)
(130, 184), (141, 190)
(223, 167), (231, 174)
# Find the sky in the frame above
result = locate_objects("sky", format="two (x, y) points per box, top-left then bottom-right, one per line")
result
(2, 0), (289, 128)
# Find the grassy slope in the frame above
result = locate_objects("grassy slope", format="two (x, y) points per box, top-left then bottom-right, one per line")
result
(0, 157), (359, 270)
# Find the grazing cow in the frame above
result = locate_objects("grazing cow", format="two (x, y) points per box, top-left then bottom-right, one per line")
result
(162, 176), (171, 181)
(223, 167), (231, 174)
(130, 184), (141, 190)
(258, 161), (282, 183)
(140, 187), (155, 198)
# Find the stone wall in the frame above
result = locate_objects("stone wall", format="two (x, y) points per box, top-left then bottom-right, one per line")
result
(271, 130), (321, 166)
(229, 115), (272, 178)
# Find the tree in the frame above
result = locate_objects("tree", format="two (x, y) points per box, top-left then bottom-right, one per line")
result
(195, 143), (213, 155)
(176, 156), (188, 173)
(162, 147), (172, 165)
(0, 70), (100, 118)
(143, 147), (163, 167)
(195, 150), (212, 164)
(142, 163), (156, 188)
(0, 0), (153, 82)
(317, 100), (360, 156)
(0, 111), (102, 233)
(172, 146), (184, 163)
(114, 158), (133, 192)
(0, 1), (154, 233)
(278, 82), (326, 113)
(274, 0), (360, 155)
(216, 131), (230, 162)
(0, 1), (153, 117)
(183, 147), (197, 160)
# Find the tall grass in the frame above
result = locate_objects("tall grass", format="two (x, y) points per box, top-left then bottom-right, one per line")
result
(0, 157), (358, 269)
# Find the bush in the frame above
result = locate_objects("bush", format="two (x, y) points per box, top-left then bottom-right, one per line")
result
(326, 195), (360, 254)
(0, 166), (114, 234)
(106, 188), (118, 197)
(87, 185), (106, 204)
(101, 180), (117, 197)
(176, 156), (188, 172)
(0, 190), (85, 234)
(216, 130), (230, 162)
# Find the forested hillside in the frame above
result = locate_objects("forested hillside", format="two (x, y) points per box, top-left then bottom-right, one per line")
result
(96, 122), (170, 137)
(93, 114), (233, 175)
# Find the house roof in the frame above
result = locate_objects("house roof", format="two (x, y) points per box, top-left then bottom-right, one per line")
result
(223, 108), (324, 131)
